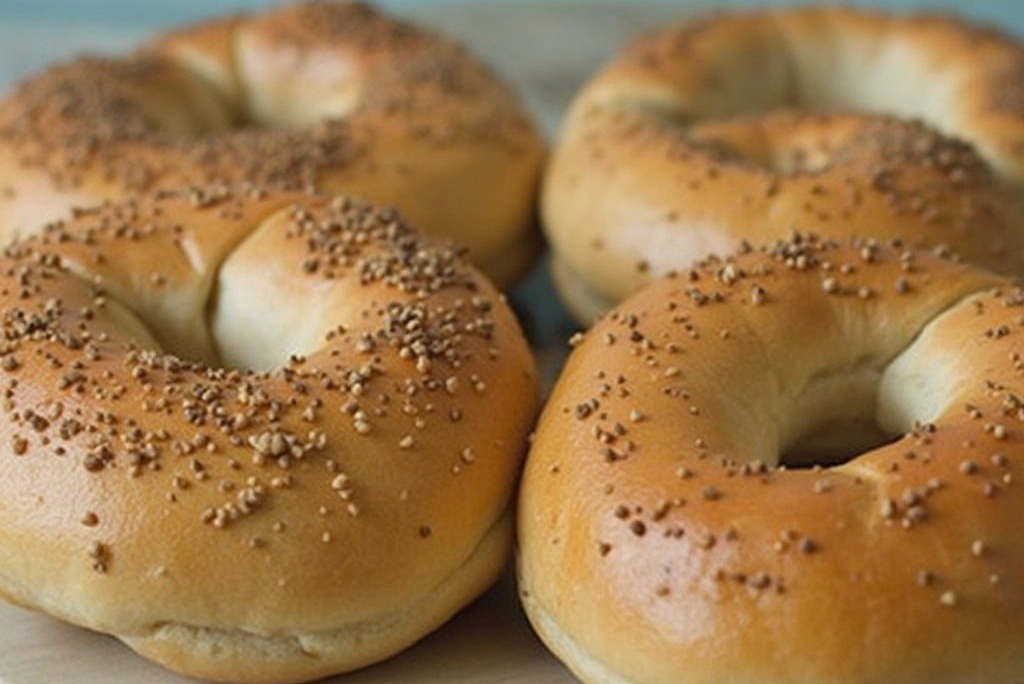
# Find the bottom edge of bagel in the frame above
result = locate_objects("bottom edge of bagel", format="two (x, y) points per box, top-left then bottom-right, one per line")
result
(517, 571), (628, 684)
(517, 568), (1024, 684)
(18, 510), (513, 684)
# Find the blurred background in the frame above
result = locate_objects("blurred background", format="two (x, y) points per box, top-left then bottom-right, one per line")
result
(0, 0), (1020, 376)
(0, 0), (1020, 27)
(1, 0), (1021, 134)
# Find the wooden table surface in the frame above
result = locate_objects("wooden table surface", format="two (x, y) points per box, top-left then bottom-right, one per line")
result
(0, 4), (681, 683)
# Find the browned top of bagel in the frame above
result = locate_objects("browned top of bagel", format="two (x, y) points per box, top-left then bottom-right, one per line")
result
(592, 6), (1024, 178)
(520, 235), (1024, 684)
(0, 1), (544, 285)
(543, 6), (1024, 320)
(0, 187), (539, 683)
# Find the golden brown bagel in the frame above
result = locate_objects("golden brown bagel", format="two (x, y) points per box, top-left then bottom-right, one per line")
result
(520, 236), (1024, 684)
(0, 1), (545, 287)
(0, 187), (539, 684)
(544, 6), (1024, 321)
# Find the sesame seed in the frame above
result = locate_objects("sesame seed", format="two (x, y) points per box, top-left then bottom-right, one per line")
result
(750, 285), (766, 305)
(905, 505), (928, 523)
(695, 531), (716, 549)
(746, 572), (771, 590)
(701, 486), (722, 501)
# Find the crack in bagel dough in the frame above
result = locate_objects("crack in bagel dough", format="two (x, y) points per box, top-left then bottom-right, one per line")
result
(0, 188), (539, 684)
(0, 1), (545, 287)
(543, 6), (1024, 322)
(519, 235), (1024, 684)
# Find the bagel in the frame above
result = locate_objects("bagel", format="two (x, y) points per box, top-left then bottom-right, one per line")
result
(519, 235), (1024, 683)
(0, 1), (545, 286)
(544, 6), (1024, 321)
(0, 187), (539, 684)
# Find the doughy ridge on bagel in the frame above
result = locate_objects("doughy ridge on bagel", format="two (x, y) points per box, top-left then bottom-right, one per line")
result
(0, 1), (545, 286)
(0, 187), (539, 684)
(520, 235), (1024, 684)
(544, 6), (1024, 321)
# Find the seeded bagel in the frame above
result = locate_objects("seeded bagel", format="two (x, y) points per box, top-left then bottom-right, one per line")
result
(544, 6), (1024, 321)
(0, 1), (545, 286)
(0, 187), (539, 684)
(520, 235), (1024, 683)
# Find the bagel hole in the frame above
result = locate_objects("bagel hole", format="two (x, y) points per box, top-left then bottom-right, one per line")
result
(775, 286), (986, 470)
(639, 16), (972, 175)
(689, 117), (839, 175)
(775, 362), (901, 469)
(239, 35), (365, 132)
(164, 47), (362, 138)
(780, 421), (900, 468)
(181, 86), (359, 136)
(706, 138), (834, 175)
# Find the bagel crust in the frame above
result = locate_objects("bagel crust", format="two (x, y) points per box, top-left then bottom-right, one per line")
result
(544, 6), (1024, 321)
(0, 1), (545, 286)
(0, 188), (539, 684)
(520, 236), (1024, 683)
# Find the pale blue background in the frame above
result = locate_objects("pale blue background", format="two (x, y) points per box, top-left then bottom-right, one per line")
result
(0, 0), (1021, 32)
(1, 1), (1019, 96)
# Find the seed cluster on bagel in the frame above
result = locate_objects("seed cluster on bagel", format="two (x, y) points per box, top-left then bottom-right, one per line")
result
(520, 234), (1024, 684)
(0, 1), (545, 286)
(0, 186), (539, 684)
(544, 5), (1024, 321)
